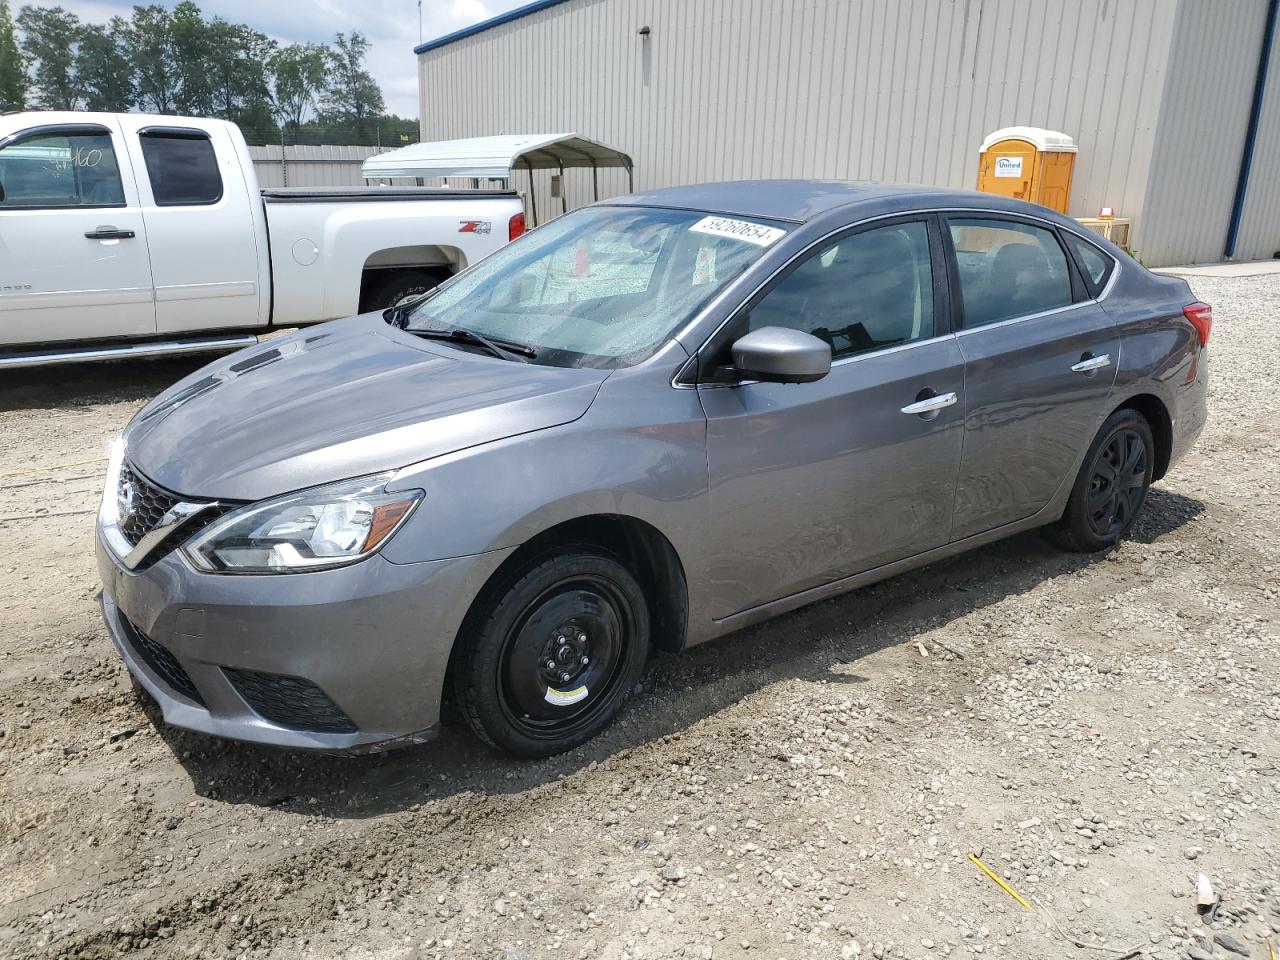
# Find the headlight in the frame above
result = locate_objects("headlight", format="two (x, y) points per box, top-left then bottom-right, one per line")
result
(182, 473), (422, 574)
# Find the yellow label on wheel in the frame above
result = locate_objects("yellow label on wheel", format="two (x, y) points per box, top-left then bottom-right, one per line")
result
(544, 685), (589, 706)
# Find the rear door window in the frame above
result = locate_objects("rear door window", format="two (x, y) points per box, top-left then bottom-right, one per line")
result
(0, 128), (125, 208)
(948, 218), (1073, 328)
(139, 130), (223, 206)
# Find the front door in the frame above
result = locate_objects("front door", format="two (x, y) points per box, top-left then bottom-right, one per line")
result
(698, 217), (965, 619)
(0, 120), (155, 345)
(945, 215), (1120, 540)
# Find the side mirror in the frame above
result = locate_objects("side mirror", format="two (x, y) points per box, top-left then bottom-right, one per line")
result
(730, 326), (832, 383)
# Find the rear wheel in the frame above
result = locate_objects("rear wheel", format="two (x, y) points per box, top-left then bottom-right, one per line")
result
(361, 268), (448, 312)
(1050, 409), (1154, 552)
(453, 551), (650, 758)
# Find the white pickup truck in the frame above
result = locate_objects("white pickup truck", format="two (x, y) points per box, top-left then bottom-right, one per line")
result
(0, 112), (525, 367)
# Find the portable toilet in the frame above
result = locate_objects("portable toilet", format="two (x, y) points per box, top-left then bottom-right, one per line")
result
(976, 126), (1077, 213)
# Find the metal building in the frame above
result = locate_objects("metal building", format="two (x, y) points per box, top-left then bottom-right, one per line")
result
(415, 0), (1278, 267)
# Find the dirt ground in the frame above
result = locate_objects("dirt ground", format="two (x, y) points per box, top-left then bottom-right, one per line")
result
(1, 271), (1277, 960)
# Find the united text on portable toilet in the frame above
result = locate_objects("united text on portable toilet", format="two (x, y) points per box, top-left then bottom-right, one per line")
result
(976, 126), (1078, 214)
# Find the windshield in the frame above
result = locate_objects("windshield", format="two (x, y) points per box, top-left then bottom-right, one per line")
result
(405, 206), (787, 367)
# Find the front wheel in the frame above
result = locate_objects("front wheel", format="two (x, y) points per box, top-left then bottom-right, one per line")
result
(1049, 409), (1154, 552)
(453, 551), (650, 758)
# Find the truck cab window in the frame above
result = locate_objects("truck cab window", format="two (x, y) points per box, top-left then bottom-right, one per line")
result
(139, 131), (223, 206)
(0, 130), (125, 208)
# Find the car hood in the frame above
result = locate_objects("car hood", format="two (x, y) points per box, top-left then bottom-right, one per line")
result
(124, 314), (610, 501)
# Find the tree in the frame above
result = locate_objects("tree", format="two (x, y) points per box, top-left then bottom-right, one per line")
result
(15, 4), (81, 109)
(77, 16), (134, 112)
(0, 0), (25, 111)
(125, 5), (177, 113)
(270, 43), (328, 131)
(321, 33), (384, 144)
(169, 0), (212, 115)
(205, 20), (275, 124)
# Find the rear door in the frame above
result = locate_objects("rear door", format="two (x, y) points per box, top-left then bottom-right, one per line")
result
(119, 118), (264, 334)
(0, 120), (155, 345)
(699, 216), (965, 618)
(945, 214), (1120, 540)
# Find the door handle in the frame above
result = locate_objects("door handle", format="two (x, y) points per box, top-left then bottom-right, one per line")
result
(900, 391), (958, 416)
(1071, 353), (1111, 374)
(85, 227), (136, 240)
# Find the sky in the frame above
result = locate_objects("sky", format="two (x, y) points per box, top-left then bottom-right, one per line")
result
(23, 0), (529, 117)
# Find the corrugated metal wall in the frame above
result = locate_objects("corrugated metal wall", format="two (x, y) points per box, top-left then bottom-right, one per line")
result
(419, 0), (1275, 266)
(1139, 0), (1273, 265)
(420, 0), (1184, 259)
(247, 145), (417, 188)
(1234, 7), (1280, 263)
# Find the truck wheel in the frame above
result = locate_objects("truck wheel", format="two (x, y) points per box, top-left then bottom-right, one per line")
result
(453, 550), (650, 759)
(1048, 409), (1154, 553)
(362, 269), (447, 312)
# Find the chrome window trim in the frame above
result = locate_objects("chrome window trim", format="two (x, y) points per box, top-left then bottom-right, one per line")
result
(686, 330), (960, 391)
(952, 299), (1092, 337)
(670, 206), (1121, 389)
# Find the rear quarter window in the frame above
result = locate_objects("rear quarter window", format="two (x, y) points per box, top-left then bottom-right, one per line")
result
(1063, 232), (1116, 298)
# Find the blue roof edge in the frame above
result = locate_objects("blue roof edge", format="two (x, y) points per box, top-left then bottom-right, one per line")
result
(414, 0), (574, 55)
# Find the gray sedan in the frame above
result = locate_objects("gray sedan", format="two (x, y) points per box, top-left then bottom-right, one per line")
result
(97, 181), (1210, 758)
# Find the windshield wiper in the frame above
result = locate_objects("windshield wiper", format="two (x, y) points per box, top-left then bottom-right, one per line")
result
(382, 293), (431, 329)
(410, 327), (536, 363)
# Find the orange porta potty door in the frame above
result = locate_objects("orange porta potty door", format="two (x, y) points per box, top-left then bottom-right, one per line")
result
(976, 126), (1077, 214)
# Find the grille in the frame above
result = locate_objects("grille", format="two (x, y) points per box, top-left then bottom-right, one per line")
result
(120, 617), (206, 707)
(115, 463), (235, 570)
(224, 669), (357, 734)
(117, 462), (182, 546)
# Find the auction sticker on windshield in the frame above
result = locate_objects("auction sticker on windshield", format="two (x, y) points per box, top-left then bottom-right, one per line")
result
(689, 215), (787, 247)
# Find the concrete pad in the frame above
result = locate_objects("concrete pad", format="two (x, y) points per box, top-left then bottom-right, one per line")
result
(1154, 259), (1280, 277)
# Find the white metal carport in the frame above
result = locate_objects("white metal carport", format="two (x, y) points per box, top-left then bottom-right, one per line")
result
(360, 134), (634, 225)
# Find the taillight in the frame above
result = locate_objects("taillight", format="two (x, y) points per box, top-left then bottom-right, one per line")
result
(508, 212), (526, 242)
(1183, 301), (1213, 347)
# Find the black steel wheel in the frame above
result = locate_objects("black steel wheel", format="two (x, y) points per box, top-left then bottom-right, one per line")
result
(1086, 427), (1148, 539)
(1049, 408), (1154, 553)
(454, 550), (649, 758)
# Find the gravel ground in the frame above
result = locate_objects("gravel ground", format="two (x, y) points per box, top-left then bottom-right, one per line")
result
(0, 271), (1277, 960)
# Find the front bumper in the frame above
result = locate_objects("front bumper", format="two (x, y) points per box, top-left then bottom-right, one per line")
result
(97, 530), (513, 751)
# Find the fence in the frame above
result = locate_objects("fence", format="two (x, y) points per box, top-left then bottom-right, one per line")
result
(247, 144), (418, 189)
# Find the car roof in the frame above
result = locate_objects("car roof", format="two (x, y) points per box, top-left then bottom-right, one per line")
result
(609, 179), (1048, 224)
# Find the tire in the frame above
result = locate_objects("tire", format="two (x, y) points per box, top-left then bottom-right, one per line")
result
(1049, 409), (1154, 553)
(362, 268), (446, 312)
(452, 550), (650, 759)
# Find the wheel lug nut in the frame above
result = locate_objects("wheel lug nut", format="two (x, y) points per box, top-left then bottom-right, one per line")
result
(580, 655), (590, 665)
(577, 633), (587, 643)
(544, 659), (556, 670)
(559, 672), (572, 684)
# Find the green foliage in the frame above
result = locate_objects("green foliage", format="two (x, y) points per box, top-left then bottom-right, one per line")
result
(269, 42), (329, 130)
(77, 16), (134, 112)
(124, 5), (178, 113)
(11, 2), (411, 148)
(0, 0), (26, 111)
(15, 4), (81, 109)
(320, 33), (385, 144)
